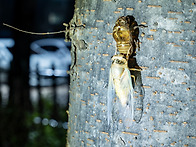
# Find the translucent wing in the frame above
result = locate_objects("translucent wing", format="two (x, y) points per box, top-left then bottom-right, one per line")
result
(118, 68), (134, 127)
(131, 70), (144, 123)
(120, 67), (134, 102)
(107, 68), (115, 125)
(107, 66), (142, 126)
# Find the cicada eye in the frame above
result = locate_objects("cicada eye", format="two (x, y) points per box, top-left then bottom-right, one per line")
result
(115, 59), (125, 64)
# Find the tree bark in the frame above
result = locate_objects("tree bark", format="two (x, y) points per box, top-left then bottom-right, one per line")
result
(67, 0), (196, 146)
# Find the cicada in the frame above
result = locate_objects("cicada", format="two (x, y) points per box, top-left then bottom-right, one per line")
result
(113, 15), (140, 59)
(107, 16), (145, 125)
(107, 54), (135, 125)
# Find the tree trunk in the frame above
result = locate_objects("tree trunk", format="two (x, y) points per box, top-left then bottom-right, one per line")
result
(67, 0), (195, 146)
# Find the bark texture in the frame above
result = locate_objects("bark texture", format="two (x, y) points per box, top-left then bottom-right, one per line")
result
(67, 0), (196, 146)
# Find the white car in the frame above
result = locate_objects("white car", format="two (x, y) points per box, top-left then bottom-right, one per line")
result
(29, 38), (71, 86)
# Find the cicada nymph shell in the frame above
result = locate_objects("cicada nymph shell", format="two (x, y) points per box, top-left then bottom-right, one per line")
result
(113, 15), (140, 59)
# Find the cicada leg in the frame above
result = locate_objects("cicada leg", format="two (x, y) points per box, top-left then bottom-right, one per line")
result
(134, 39), (140, 51)
(131, 75), (136, 84)
(129, 68), (142, 85)
(129, 68), (142, 71)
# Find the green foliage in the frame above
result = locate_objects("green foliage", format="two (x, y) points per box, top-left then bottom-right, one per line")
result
(26, 96), (68, 147)
(27, 125), (66, 147)
(0, 95), (68, 147)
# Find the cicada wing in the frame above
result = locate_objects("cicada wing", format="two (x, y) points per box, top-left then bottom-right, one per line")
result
(107, 68), (115, 125)
(118, 68), (135, 127)
(132, 72), (144, 123)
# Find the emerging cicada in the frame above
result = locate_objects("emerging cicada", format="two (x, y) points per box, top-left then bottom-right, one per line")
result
(107, 54), (141, 125)
(107, 54), (134, 125)
(113, 15), (140, 59)
(108, 54), (134, 106)
(107, 16), (144, 125)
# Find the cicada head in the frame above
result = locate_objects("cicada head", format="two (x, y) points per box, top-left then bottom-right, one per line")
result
(111, 54), (127, 66)
(111, 54), (128, 78)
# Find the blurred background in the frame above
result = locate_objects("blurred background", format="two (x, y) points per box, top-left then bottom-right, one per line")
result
(0, 0), (74, 146)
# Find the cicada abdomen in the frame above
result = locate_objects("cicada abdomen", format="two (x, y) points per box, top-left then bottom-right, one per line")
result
(113, 15), (140, 59)
(107, 54), (134, 125)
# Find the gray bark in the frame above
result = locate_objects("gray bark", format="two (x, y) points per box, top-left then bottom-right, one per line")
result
(67, 0), (196, 146)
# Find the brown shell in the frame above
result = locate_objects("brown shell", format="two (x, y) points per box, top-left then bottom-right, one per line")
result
(113, 15), (139, 57)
